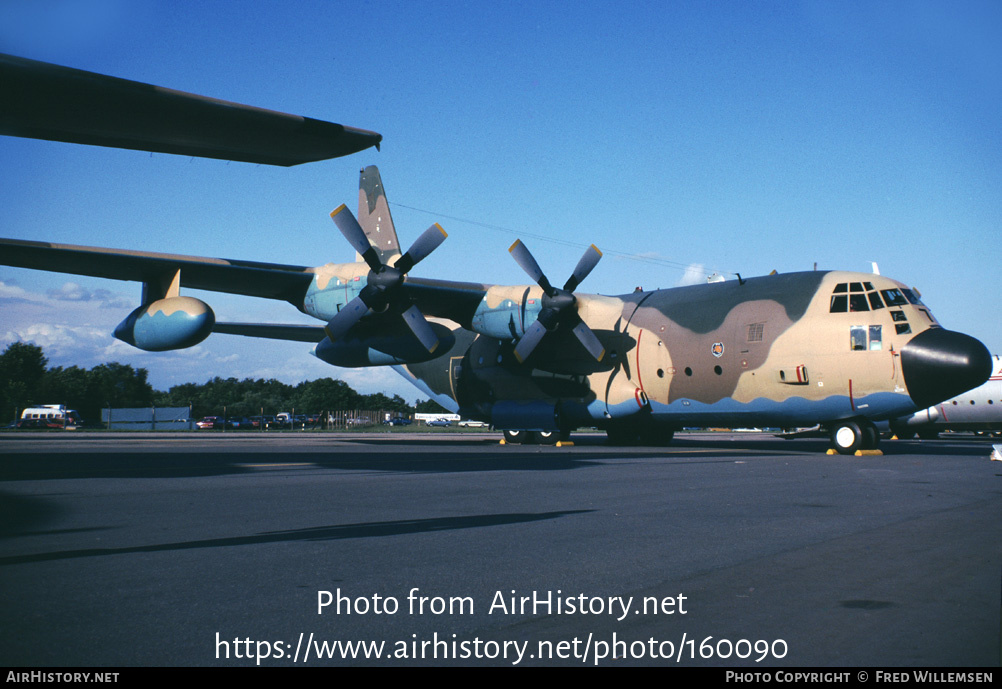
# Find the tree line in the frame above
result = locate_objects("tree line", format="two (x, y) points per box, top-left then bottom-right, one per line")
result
(0, 342), (446, 424)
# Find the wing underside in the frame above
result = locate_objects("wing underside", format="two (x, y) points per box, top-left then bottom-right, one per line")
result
(0, 53), (381, 166)
(0, 238), (315, 304)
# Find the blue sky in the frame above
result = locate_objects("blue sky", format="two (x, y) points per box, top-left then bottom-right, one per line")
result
(1, 1), (1000, 402)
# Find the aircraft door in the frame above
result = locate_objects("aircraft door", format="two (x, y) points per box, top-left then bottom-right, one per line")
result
(631, 325), (673, 405)
(600, 320), (671, 417)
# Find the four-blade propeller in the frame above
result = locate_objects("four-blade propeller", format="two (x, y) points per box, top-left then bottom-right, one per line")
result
(325, 206), (603, 365)
(508, 240), (605, 363)
(326, 204), (447, 353)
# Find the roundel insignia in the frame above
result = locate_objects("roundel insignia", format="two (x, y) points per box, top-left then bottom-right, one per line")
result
(711, 342), (724, 358)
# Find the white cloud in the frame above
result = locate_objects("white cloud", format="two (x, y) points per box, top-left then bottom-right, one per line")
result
(0, 278), (430, 402)
(676, 263), (707, 287)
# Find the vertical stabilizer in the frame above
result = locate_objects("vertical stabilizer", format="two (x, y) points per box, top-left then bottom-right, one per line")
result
(356, 165), (401, 265)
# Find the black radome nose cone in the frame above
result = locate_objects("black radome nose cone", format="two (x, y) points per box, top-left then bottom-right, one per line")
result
(900, 328), (992, 409)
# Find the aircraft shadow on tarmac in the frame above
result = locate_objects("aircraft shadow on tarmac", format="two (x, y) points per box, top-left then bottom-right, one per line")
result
(0, 510), (593, 566)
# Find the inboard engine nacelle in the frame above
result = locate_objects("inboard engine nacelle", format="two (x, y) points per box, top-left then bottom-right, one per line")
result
(114, 297), (215, 351)
(313, 321), (456, 367)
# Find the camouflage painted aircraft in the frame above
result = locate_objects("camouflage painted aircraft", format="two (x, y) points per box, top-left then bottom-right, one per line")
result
(1, 165), (993, 453)
(0, 55), (993, 453)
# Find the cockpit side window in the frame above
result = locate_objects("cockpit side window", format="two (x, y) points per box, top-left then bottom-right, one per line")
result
(901, 288), (924, 306)
(881, 289), (908, 306)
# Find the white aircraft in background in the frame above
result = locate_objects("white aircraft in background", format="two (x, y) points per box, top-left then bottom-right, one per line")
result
(891, 355), (1002, 439)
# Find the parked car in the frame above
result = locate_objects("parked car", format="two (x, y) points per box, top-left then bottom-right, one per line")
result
(427, 418), (452, 427)
(196, 416), (223, 430)
(458, 420), (488, 428)
(384, 417), (412, 426)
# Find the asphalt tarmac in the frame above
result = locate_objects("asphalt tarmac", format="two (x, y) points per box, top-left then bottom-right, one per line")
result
(0, 431), (999, 667)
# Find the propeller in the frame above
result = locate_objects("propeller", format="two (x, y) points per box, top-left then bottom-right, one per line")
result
(325, 204), (447, 352)
(508, 240), (605, 363)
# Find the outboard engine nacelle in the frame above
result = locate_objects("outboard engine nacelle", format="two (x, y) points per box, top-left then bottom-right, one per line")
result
(114, 297), (214, 351)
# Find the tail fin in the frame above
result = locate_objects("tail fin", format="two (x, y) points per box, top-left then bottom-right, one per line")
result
(356, 165), (401, 265)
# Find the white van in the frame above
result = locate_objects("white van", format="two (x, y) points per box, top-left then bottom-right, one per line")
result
(19, 404), (82, 429)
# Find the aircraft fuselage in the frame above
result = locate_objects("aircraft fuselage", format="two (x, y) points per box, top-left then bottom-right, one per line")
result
(301, 262), (990, 450)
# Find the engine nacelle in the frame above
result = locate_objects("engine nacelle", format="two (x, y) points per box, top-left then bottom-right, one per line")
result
(490, 400), (561, 431)
(114, 297), (215, 351)
(313, 322), (456, 367)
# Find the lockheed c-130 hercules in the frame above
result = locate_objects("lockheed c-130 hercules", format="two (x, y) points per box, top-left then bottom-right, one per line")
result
(0, 54), (993, 454)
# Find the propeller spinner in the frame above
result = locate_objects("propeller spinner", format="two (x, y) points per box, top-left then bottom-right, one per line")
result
(326, 204), (446, 352)
(508, 240), (605, 363)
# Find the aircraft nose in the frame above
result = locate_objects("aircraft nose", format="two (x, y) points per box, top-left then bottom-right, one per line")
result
(900, 328), (992, 408)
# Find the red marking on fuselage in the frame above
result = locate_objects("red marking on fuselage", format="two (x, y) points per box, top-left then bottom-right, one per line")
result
(635, 328), (644, 393)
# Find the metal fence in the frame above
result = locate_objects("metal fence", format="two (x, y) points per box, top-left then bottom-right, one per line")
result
(101, 406), (193, 431)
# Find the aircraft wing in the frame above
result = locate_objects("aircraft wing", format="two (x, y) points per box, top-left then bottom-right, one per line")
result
(0, 238), (314, 304)
(0, 53), (381, 166)
(212, 323), (327, 342)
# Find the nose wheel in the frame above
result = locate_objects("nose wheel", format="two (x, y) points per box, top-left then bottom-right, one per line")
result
(830, 419), (880, 454)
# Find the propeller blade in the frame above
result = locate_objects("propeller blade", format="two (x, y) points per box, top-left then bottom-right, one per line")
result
(564, 244), (602, 292)
(323, 295), (370, 342)
(509, 240), (554, 295)
(513, 320), (549, 363)
(400, 305), (440, 353)
(395, 223), (447, 274)
(331, 204), (382, 273)
(571, 320), (606, 361)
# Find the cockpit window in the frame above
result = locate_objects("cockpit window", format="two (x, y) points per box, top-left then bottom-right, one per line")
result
(880, 289), (908, 306)
(849, 294), (869, 312)
(830, 282), (887, 313)
(900, 288), (924, 306)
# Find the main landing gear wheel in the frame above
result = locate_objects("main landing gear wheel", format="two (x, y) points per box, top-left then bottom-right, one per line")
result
(830, 420), (879, 454)
(861, 422), (880, 450)
(535, 430), (561, 445)
(503, 429), (527, 444)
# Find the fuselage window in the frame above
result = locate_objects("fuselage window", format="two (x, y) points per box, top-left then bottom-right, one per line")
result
(869, 325), (882, 350)
(850, 326), (867, 351)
